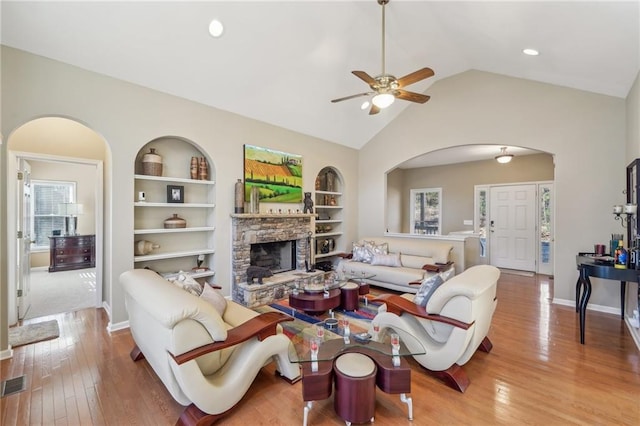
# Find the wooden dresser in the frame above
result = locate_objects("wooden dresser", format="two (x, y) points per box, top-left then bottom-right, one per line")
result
(48, 235), (96, 272)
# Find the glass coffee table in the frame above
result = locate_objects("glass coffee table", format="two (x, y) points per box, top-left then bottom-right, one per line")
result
(288, 320), (425, 426)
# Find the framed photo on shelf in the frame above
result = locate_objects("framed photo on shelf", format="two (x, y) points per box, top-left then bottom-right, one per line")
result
(167, 185), (184, 203)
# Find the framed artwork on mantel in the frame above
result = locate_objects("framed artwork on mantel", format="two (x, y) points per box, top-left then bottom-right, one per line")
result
(243, 144), (303, 203)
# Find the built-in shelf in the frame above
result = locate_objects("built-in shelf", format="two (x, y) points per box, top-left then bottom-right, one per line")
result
(315, 190), (342, 196)
(134, 174), (215, 185)
(134, 202), (215, 208)
(313, 166), (344, 265)
(315, 250), (343, 260)
(134, 139), (216, 278)
(134, 226), (216, 235)
(134, 248), (216, 262)
(315, 231), (343, 238)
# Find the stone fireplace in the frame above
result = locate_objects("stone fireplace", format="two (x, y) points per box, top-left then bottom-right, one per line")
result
(231, 213), (321, 307)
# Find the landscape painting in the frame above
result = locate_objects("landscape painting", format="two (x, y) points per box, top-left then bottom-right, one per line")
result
(243, 144), (303, 203)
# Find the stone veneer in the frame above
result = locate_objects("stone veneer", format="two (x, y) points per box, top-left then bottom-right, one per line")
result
(231, 213), (316, 307)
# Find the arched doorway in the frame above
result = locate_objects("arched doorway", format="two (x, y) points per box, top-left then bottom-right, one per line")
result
(385, 144), (555, 274)
(6, 117), (107, 324)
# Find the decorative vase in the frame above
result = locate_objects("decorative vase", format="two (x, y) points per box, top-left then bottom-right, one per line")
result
(235, 179), (245, 213)
(250, 186), (260, 213)
(190, 157), (198, 179)
(164, 213), (187, 229)
(134, 240), (160, 256)
(142, 148), (163, 176)
(198, 157), (208, 180)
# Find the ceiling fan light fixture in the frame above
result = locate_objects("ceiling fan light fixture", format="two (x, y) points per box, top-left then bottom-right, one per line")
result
(522, 48), (539, 56)
(495, 147), (514, 164)
(361, 101), (371, 110)
(372, 93), (395, 109)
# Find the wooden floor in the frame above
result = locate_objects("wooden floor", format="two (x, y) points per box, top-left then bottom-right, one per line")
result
(2, 273), (639, 425)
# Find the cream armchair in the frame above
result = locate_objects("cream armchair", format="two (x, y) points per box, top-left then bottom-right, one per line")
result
(120, 269), (300, 425)
(371, 265), (500, 392)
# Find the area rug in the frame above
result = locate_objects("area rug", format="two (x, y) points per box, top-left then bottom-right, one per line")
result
(498, 268), (535, 277)
(253, 293), (383, 343)
(9, 320), (60, 348)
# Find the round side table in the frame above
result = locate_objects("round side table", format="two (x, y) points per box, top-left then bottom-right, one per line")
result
(333, 352), (377, 424)
(340, 282), (360, 311)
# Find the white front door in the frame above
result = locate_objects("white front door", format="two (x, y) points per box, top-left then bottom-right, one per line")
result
(17, 159), (33, 319)
(489, 184), (537, 271)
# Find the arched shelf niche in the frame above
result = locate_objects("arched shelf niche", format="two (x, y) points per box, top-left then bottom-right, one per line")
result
(313, 166), (344, 266)
(133, 136), (216, 281)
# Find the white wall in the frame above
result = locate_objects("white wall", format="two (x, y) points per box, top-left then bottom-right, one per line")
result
(1, 46), (359, 327)
(359, 70), (626, 308)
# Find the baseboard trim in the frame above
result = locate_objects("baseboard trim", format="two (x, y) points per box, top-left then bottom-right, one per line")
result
(0, 346), (14, 360)
(107, 320), (130, 333)
(552, 298), (621, 316)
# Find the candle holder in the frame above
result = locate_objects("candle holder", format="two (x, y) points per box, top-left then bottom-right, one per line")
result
(613, 204), (636, 228)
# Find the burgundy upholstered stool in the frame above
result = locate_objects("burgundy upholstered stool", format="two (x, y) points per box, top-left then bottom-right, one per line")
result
(333, 352), (377, 424)
(340, 281), (360, 311)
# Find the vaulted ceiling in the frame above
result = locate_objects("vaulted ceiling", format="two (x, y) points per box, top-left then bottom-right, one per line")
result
(2, 1), (639, 151)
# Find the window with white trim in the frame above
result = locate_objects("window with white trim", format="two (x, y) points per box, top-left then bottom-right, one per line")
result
(32, 180), (76, 249)
(410, 188), (442, 235)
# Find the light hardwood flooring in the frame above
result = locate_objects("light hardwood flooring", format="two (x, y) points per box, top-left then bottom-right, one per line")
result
(2, 274), (639, 425)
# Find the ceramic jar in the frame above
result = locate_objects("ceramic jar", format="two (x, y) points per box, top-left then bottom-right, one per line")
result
(235, 179), (245, 213)
(142, 148), (163, 176)
(134, 240), (160, 256)
(164, 213), (187, 229)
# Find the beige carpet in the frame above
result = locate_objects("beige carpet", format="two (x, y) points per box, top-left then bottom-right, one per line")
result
(25, 268), (96, 319)
(9, 320), (60, 348)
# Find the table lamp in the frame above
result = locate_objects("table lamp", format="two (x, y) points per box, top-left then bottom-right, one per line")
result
(58, 203), (84, 236)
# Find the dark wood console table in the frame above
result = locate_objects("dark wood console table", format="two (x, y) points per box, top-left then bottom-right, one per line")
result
(575, 254), (635, 344)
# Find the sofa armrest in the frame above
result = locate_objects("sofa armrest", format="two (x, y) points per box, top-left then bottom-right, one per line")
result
(422, 261), (454, 273)
(373, 294), (472, 330)
(170, 312), (293, 365)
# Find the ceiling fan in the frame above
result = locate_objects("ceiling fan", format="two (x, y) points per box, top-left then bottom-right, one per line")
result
(331, 0), (434, 115)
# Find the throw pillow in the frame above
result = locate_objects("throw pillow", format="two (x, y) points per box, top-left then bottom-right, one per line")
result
(413, 273), (444, 307)
(352, 240), (375, 263)
(168, 271), (203, 297)
(371, 252), (402, 267)
(200, 283), (227, 316)
(371, 242), (389, 255)
(440, 267), (455, 282)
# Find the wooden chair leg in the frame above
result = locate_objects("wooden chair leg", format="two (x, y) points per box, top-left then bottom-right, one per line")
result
(428, 364), (470, 393)
(478, 336), (493, 353)
(175, 404), (224, 426)
(130, 344), (145, 361)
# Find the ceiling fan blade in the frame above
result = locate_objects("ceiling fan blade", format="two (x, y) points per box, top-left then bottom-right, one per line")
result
(352, 71), (376, 86)
(395, 89), (431, 104)
(331, 92), (373, 103)
(369, 104), (381, 115)
(397, 67), (435, 88)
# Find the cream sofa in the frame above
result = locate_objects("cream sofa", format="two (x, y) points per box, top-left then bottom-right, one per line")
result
(120, 269), (300, 425)
(337, 236), (454, 293)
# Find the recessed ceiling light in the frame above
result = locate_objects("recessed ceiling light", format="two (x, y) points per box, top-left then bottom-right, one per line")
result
(523, 48), (539, 56)
(209, 19), (224, 38)
(361, 101), (370, 110)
